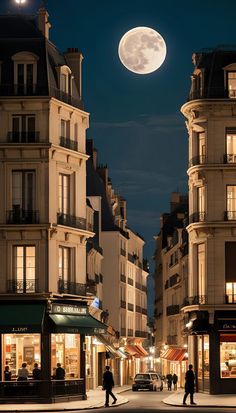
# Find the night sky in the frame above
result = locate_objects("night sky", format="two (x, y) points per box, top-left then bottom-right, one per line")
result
(1, 0), (236, 269)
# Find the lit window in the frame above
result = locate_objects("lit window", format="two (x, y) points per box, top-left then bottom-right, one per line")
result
(228, 72), (236, 98)
(58, 174), (70, 214)
(226, 282), (236, 303)
(59, 246), (70, 281)
(226, 129), (236, 163)
(198, 186), (205, 221)
(13, 245), (36, 293)
(197, 243), (205, 298)
(227, 186), (236, 220)
(198, 132), (206, 163)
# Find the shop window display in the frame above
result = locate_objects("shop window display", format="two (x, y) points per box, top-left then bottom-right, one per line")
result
(3, 334), (40, 379)
(220, 334), (236, 378)
(51, 334), (80, 379)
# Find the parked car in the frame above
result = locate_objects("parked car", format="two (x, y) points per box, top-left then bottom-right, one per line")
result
(132, 372), (163, 391)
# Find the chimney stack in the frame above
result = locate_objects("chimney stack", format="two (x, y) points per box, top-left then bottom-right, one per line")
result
(64, 48), (83, 100)
(38, 8), (51, 40)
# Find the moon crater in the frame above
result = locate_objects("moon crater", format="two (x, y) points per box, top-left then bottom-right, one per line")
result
(118, 27), (167, 74)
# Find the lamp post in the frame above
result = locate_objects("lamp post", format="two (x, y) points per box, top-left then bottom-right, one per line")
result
(15, 0), (26, 11)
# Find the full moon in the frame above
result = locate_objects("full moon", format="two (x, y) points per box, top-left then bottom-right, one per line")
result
(118, 26), (167, 75)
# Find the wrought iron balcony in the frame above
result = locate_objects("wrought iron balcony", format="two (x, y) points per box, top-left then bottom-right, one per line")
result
(120, 300), (126, 309)
(7, 209), (39, 224)
(188, 86), (230, 101)
(128, 277), (134, 286)
(182, 295), (208, 307)
(225, 294), (236, 304)
(86, 280), (97, 296)
(135, 281), (142, 290)
(166, 304), (180, 316)
(120, 274), (126, 283)
(58, 279), (86, 296)
(52, 88), (84, 110)
(224, 154), (236, 164)
(128, 253), (135, 263)
(7, 131), (40, 143)
(120, 248), (126, 257)
(121, 328), (126, 336)
(57, 213), (86, 230)
(7, 279), (39, 293)
(135, 305), (142, 313)
(188, 155), (207, 168)
(0, 83), (47, 96)
(128, 303), (134, 311)
(59, 136), (78, 151)
(135, 330), (147, 338)
(142, 285), (147, 292)
(224, 211), (236, 221)
(142, 308), (147, 315)
(189, 212), (206, 224)
(167, 334), (178, 345)
(128, 329), (133, 336)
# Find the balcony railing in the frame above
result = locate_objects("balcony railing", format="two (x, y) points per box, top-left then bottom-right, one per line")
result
(188, 86), (232, 101)
(225, 294), (236, 304)
(166, 304), (180, 316)
(128, 303), (134, 312)
(7, 131), (40, 143)
(167, 335), (178, 345)
(59, 136), (78, 151)
(57, 213), (86, 230)
(121, 328), (126, 336)
(135, 330), (147, 338)
(58, 280), (86, 296)
(52, 88), (84, 110)
(224, 154), (236, 164)
(120, 248), (126, 257)
(142, 308), (147, 315)
(128, 253), (135, 263)
(135, 305), (142, 313)
(120, 300), (126, 309)
(0, 83), (48, 96)
(128, 277), (134, 286)
(135, 281), (142, 290)
(7, 279), (39, 293)
(120, 274), (126, 283)
(128, 329), (133, 336)
(189, 212), (206, 224)
(224, 211), (236, 221)
(142, 285), (147, 292)
(7, 209), (39, 224)
(86, 283), (97, 296)
(182, 295), (208, 307)
(188, 155), (207, 168)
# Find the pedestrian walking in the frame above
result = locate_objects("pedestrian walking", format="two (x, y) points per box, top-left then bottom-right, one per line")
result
(166, 373), (173, 390)
(183, 364), (196, 405)
(103, 365), (117, 407)
(172, 373), (178, 390)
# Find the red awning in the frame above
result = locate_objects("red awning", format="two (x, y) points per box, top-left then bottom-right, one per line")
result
(161, 348), (188, 362)
(125, 344), (148, 358)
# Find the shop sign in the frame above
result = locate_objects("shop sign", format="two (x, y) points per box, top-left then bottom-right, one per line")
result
(51, 304), (87, 315)
(218, 320), (236, 330)
(12, 327), (29, 333)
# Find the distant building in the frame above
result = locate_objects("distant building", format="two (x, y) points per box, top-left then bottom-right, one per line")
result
(87, 140), (149, 384)
(153, 192), (188, 386)
(181, 46), (236, 394)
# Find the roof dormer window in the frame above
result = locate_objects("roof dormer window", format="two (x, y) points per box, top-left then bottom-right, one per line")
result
(223, 64), (236, 99)
(58, 65), (72, 96)
(12, 52), (38, 95)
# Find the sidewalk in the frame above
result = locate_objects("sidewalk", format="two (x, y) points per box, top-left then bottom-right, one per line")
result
(163, 390), (236, 408)
(0, 385), (130, 412)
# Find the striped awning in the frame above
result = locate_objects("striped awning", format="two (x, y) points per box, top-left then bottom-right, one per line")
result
(125, 344), (148, 358)
(161, 348), (188, 362)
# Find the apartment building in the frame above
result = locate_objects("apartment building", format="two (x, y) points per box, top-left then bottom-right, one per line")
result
(153, 193), (188, 386)
(86, 140), (149, 384)
(0, 9), (106, 403)
(181, 46), (236, 394)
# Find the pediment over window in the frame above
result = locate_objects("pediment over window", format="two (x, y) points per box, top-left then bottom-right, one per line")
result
(11, 52), (39, 62)
(223, 63), (236, 71)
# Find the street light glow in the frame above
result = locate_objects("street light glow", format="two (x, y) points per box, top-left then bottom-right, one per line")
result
(15, 0), (26, 4)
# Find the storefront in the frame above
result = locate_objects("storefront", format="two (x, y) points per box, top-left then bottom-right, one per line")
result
(161, 347), (188, 388)
(0, 299), (106, 403)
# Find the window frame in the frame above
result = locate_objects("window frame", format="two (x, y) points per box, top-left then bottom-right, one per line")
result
(13, 245), (36, 293)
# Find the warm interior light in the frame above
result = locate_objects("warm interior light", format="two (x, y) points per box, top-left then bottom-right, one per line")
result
(16, 0), (26, 4)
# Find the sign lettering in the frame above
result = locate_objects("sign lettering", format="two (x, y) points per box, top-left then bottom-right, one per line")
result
(51, 304), (87, 315)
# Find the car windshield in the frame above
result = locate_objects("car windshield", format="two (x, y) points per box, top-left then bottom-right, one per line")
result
(135, 374), (150, 380)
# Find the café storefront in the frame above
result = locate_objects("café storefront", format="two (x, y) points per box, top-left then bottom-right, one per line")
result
(0, 299), (106, 403)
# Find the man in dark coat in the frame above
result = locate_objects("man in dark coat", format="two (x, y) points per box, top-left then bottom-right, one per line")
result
(183, 364), (196, 405)
(166, 373), (173, 390)
(103, 366), (117, 407)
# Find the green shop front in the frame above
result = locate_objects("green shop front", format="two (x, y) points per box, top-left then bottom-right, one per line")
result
(0, 299), (106, 403)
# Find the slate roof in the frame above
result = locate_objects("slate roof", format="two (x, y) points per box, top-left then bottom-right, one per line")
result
(0, 14), (83, 108)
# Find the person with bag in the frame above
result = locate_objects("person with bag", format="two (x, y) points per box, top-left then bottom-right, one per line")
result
(102, 366), (117, 407)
